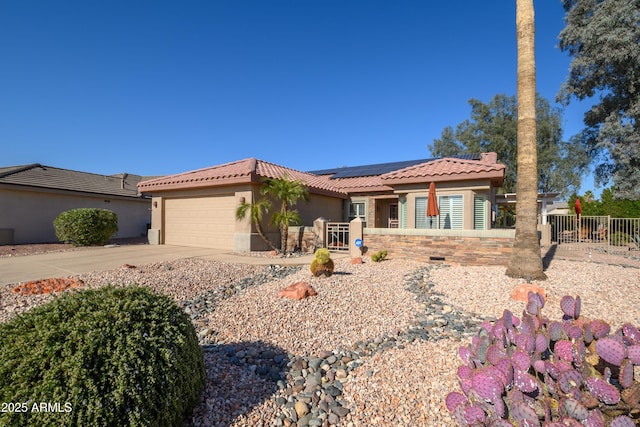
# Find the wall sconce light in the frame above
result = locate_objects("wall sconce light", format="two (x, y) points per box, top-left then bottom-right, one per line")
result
(153, 201), (158, 208)
(239, 197), (246, 204)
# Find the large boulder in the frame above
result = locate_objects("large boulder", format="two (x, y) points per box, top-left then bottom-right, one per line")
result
(511, 284), (546, 302)
(279, 282), (317, 300)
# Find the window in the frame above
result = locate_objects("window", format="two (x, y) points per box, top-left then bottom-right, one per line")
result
(348, 201), (366, 221)
(399, 196), (407, 228)
(415, 197), (438, 229)
(474, 195), (487, 230)
(438, 195), (463, 229)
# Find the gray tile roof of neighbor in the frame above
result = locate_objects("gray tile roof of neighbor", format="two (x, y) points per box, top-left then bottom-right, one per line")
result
(0, 164), (150, 198)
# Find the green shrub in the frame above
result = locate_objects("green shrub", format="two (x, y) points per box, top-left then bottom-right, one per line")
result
(371, 250), (387, 262)
(610, 232), (631, 245)
(53, 208), (118, 246)
(0, 286), (205, 427)
(310, 248), (334, 277)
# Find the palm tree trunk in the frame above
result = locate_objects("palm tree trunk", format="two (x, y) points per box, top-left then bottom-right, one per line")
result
(506, 0), (547, 280)
(256, 220), (279, 252)
(281, 202), (288, 253)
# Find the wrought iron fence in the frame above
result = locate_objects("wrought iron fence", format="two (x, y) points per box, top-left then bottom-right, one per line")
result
(548, 214), (640, 254)
(326, 222), (350, 252)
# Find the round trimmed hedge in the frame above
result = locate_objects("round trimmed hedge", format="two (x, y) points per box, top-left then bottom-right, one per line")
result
(53, 208), (118, 246)
(0, 286), (205, 427)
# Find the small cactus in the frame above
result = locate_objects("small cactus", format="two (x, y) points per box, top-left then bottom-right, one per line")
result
(310, 248), (334, 277)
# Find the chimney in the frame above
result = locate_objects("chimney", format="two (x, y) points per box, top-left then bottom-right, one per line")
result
(121, 173), (128, 190)
(480, 152), (498, 164)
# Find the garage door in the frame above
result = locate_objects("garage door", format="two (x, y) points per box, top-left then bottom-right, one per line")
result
(164, 196), (235, 249)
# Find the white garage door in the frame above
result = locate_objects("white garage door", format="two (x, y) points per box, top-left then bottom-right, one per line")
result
(164, 196), (235, 249)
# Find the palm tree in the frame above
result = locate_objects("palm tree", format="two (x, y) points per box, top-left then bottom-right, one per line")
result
(235, 198), (279, 252)
(261, 174), (309, 253)
(506, 0), (547, 280)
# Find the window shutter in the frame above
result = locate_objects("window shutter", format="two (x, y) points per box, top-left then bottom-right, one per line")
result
(474, 195), (487, 230)
(438, 195), (463, 229)
(400, 197), (407, 228)
(415, 197), (428, 228)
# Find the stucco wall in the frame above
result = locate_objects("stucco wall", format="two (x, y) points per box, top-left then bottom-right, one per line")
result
(0, 187), (150, 244)
(148, 185), (343, 252)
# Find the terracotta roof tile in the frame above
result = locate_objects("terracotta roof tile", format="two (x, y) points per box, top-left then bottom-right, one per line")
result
(138, 158), (348, 197)
(138, 153), (504, 195)
(380, 157), (505, 184)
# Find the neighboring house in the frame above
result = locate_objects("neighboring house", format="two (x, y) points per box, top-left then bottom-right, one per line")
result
(138, 153), (505, 252)
(0, 164), (152, 244)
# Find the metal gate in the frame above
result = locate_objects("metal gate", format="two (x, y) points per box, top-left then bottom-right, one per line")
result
(326, 222), (349, 252)
(549, 214), (640, 255)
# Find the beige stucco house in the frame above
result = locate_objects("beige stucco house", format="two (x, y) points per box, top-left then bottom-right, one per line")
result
(138, 153), (505, 252)
(0, 164), (152, 244)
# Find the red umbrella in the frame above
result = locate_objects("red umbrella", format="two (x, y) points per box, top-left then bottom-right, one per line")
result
(427, 182), (439, 219)
(575, 198), (582, 220)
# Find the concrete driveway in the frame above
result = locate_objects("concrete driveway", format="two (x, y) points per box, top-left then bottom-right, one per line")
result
(0, 245), (331, 286)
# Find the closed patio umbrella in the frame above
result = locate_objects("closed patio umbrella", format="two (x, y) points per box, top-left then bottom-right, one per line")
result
(575, 198), (581, 221)
(427, 182), (439, 227)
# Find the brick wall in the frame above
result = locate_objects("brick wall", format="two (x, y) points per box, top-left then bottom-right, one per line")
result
(287, 226), (316, 253)
(360, 228), (515, 266)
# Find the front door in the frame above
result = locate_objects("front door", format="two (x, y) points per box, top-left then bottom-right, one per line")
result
(389, 203), (399, 228)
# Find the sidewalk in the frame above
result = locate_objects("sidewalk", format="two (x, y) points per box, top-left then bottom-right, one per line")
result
(0, 245), (347, 286)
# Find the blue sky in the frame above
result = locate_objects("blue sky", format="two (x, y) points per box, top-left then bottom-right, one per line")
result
(0, 1), (597, 196)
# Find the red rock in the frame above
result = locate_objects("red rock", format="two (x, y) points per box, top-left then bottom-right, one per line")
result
(279, 282), (317, 300)
(13, 277), (84, 295)
(350, 257), (363, 264)
(511, 284), (546, 303)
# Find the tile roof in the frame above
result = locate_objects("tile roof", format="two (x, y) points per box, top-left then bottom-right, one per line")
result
(137, 152), (504, 195)
(0, 164), (149, 198)
(137, 158), (348, 198)
(380, 157), (505, 184)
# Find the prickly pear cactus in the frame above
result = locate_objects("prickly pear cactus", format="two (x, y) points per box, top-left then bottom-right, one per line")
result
(446, 293), (640, 426)
(310, 248), (334, 277)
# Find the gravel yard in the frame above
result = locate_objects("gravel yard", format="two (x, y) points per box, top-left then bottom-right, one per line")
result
(1, 247), (639, 426)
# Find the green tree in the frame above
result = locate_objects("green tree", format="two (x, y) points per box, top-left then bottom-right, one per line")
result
(571, 188), (640, 218)
(237, 174), (310, 253)
(260, 174), (309, 253)
(429, 94), (589, 195)
(558, 0), (640, 199)
(506, 0), (547, 280)
(235, 198), (279, 252)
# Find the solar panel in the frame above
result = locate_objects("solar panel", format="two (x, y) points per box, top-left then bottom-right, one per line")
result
(307, 154), (482, 179)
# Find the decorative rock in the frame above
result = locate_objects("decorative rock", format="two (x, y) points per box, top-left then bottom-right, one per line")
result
(12, 277), (84, 295)
(510, 284), (546, 302)
(294, 401), (309, 418)
(350, 257), (363, 264)
(331, 405), (350, 417)
(279, 282), (318, 300)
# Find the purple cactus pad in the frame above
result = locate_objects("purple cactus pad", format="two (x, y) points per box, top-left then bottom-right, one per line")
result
(554, 340), (574, 363)
(589, 319), (611, 339)
(557, 369), (583, 394)
(445, 391), (468, 412)
(619, 359), (634, 389)
(562, 398), (588, 420)
(595, 337), (626, 366)
(585, 377), (620, 405)
(560, 295), (576, 318)
(610, 416), (635, 427)
(472, 371), (504, 402)
(622, 323), (640, 343)
(627, 344), (640, 364)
